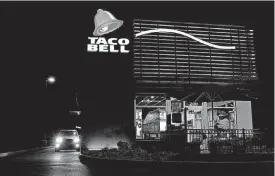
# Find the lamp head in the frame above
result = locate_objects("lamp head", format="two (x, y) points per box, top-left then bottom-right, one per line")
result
(47, 76), (56, 83)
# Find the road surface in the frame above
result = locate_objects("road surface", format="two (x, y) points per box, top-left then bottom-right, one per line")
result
(0, 148), (92, 176)
(0, 148), (273, 176)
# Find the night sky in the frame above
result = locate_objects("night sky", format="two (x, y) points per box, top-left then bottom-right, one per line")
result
(1, 2), (274, 148)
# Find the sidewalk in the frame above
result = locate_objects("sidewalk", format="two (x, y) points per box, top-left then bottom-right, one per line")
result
(0, 146), (54, 158)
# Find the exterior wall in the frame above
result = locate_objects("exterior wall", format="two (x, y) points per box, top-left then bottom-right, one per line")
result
(201, 102), (209, 129)
(133, 20), (257, 92)
(166, 100), (172, 114)
(236, 101), (253, 129)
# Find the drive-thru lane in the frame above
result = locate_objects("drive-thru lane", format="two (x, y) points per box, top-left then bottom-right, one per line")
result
(0, 147), (273, 176)
(0, 148), (92, 176)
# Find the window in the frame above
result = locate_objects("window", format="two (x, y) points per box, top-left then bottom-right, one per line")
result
(172, 113), (182, 123)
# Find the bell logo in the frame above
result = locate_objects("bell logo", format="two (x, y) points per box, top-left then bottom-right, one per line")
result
(93, 9), (123, 36)
(87, 9), (129, 53)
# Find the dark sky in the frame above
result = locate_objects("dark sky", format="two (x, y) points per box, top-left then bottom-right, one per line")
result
(2, 2), (274, 141)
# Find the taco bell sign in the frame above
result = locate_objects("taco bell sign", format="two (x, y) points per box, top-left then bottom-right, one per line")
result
(87, 37), (130, 53)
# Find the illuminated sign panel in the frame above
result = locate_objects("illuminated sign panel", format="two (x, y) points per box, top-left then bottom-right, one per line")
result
(133, 19), (257, 91)
(87, 37), (130, 53)
(87, 9), (130, 53)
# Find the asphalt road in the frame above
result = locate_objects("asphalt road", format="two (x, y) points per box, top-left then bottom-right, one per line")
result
(0, 148), (92, 176)
(0, 148), (273, 176)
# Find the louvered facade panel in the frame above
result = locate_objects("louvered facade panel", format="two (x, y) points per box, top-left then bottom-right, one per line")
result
(133, 19), (258, 91)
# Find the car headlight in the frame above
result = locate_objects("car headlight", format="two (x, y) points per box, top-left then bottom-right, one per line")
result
(73, 137), (80, 143)
(56, 137), (63, 143)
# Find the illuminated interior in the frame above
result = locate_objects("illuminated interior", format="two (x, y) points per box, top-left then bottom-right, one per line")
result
(134, 94), (253, 141)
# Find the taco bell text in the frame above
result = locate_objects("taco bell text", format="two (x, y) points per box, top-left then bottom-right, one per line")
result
(87, 37), (130, 53)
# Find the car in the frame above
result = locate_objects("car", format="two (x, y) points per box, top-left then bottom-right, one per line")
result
(55, 129), (80, 152)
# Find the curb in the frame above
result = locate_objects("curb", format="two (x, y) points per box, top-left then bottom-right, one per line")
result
(0, 146), (54, 157)
(79, 154), (274, 176)
(79, 153), (274, 164)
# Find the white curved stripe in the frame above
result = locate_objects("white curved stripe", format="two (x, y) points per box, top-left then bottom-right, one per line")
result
(134, 28), (236, 50)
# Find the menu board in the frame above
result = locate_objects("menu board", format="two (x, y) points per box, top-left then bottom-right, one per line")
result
(171, 101), (182, 113)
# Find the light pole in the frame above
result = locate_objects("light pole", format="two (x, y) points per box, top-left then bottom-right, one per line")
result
(44, 76), (56, 143)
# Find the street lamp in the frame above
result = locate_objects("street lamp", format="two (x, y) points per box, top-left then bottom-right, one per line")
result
(44, 76), (56, 142)
(46, 76), (56, 87)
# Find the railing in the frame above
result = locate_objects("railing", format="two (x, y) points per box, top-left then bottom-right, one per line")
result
(162, 129), (273, 154)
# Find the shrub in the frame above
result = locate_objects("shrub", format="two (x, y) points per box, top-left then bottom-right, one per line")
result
(88, 141), (179, 161)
